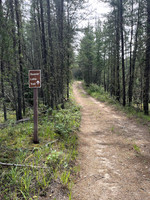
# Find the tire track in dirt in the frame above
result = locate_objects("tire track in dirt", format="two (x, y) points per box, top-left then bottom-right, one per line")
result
(72, 81), (150, 200)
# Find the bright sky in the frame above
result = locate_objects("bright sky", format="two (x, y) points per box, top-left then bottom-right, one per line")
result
(74, 0), (110, 49)
(88, 0), (110, 19)
(78, 0), (111, 28)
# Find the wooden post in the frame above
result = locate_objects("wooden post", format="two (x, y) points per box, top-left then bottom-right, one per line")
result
(29, 70), (41, 143)
(33, 88), (39, 143)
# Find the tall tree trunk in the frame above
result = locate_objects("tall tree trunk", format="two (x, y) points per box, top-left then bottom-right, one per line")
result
(116, 1), (120, 101)
(9, 0), (18, 119)
(128, 0), (141, 105)
(66, 0), (71, 100)
(120, 0), (126, 106)
(128, 0), (134, 105)
(39, 0), (50, 105)
(0, 0), (7, 121)
(15, 0), (23, 119)
(60, 0), (64, 107)
(143, 0), (150, 115)
(36, 0), (45, 104)
(56, 0), (65, 108)
(47, 0), (55, 108)
(111, 46), (115, 96)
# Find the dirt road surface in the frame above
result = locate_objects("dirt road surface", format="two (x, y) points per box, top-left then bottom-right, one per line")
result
(72, 82), (150, 200)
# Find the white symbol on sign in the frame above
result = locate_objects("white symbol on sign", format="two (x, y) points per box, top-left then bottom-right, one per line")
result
(36, 81), (40, 85)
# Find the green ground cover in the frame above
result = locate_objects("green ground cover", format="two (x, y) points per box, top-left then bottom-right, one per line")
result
(0, 99), (80, 200)
(85, 83), (150, 124)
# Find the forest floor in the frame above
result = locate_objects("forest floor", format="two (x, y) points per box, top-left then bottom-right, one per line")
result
(72, 81), (150, 200)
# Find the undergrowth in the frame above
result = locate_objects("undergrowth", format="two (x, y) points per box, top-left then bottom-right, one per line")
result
(85, 83), (150, 125)
(0, 100), (80, 199)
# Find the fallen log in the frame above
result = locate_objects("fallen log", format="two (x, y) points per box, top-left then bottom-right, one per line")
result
(0, 118), (31, 130)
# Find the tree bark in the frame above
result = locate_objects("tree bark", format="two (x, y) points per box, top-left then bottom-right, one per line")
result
(56, 0), (65, 108)
(128, 0), (141, 105)
(9, 0), (18, 120)
(47, 0), (55, 108)
(143, 0), (150, 115)
(116, 1), (120, 101)
(66, 0), (71, 100)
(1, 56), (7, 122)
(0, 0), (7, 121)
(39, 0), (50, 106)
(15, 0), (23, 119)
(120, 0), (126, 106)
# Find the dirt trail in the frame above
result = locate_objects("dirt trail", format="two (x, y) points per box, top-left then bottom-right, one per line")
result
(72, 82), (150, 200)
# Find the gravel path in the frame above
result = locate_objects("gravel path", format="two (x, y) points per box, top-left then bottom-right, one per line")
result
(72, 81), (150, 200)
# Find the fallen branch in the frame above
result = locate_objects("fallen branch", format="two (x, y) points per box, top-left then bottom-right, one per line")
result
(0, 162), (49, 169)
(45, 139), (58, 147)
(0, 140), (59, 153)
(16, 118), (30, 124)
(0, 118), (31, 130)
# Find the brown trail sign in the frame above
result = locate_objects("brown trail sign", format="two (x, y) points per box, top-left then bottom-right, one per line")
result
(29, 70), (41, 88)
(29, 70), (41, 143)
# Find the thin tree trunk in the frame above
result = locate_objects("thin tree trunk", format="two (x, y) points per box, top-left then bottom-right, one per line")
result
(66, 0), (70, 100)
(36, 0), (45, 104)
(60, 0), (65, 107)
(15, 0), (23, 119)
(57, 0), (65, 108)
(47, 0), (55, 108)
(128, 0), (134, 105)
(120, 0), (126, 106)
(103, 54), (106, 91)
(116, 1), (120, 101)
(0, 49), (7, 121)
(128, 0), (141, 105)
(39, 0), (50, 106)
(0, 0), (7, 121)
(143, 0), (150, 115)
(9, 0), (18, 119)
(15, 0), (25, 116)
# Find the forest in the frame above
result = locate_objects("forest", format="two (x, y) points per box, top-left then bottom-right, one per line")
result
(0, 0), (83, 198)
(0, 0), (150, 199)
(0, 0), (85, 122)
(76, 0), (150, 115)
(0, 0), (150, 121)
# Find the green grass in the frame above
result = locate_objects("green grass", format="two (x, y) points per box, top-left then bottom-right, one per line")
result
(0, 99), (81, 199)
(84, 83), (150, 125)
(85, 83), (116, 104)
(133, 144), (140, 153)
(0, 110), (16, 124)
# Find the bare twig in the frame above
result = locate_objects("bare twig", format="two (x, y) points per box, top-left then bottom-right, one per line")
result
(0, 162), (49, 169)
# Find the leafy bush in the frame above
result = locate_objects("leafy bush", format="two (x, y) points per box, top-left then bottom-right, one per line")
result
(88, 84), (101, 93)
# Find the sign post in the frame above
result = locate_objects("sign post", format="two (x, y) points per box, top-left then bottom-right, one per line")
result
(29, 70), (41, 143)
(33, 88), (38, 143)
